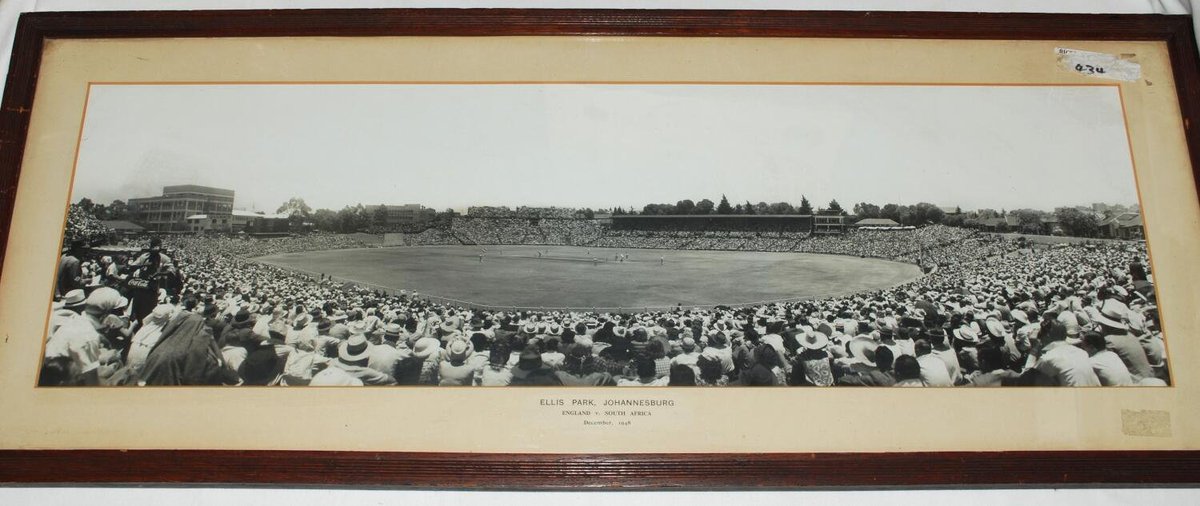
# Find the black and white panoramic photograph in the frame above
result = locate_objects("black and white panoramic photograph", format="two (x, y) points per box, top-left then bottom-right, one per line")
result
(42, 83), (1167, 388)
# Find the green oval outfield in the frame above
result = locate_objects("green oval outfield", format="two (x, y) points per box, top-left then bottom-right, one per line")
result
(253, 245), (924, 310)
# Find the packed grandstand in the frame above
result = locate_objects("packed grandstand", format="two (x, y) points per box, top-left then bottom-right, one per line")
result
(44, 206), (1165, 389)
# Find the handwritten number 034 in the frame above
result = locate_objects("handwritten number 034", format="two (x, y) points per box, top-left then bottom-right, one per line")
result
(1075, 63), (1106, 75)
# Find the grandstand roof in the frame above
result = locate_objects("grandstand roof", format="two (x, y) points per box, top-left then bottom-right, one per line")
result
(854, 218), (901, 227)
(186, 211), (288, 220)
(100, 220), (144, 231)
(978, 217), (1007, 228)
(233, 210), (288, 219)
(1103, 212), (1142, 227)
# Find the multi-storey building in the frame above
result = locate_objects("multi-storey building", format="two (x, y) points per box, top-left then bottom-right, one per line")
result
(127, 185), (235, 233)
(366, 204), (437, 226)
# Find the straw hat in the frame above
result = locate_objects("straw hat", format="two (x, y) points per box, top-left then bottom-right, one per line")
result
(798, 331), (830, 350)
(338, 334), (371, 364)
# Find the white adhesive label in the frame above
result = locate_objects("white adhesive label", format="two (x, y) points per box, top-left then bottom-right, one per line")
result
(1056, 47), (1142, 82)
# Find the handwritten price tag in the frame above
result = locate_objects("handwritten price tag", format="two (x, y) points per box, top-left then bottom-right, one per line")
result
(1056, 48), (1141, 82)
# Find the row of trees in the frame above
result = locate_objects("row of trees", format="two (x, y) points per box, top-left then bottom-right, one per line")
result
(74, 198), (130, 221)
(1053, 208), (1104, 238)
(852, 202), (950, 227)
(276, 198), (454, 234)
(618, 195), (850, 217)
(999, 207), (1106, 238)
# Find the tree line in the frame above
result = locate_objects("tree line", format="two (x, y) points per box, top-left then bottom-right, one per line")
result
(73, 198), (130, 221)
(618, 195), (851, 217)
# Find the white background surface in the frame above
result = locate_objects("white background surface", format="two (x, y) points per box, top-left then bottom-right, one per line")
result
(0, 0), (1198, 504)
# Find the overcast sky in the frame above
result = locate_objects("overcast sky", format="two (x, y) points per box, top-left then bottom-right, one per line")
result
(72, 83), (1139, 213)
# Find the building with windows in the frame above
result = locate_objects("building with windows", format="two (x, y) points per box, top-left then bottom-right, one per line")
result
(184, 209), (289, 234)
(366, 204), (437, 226)
(127, 185), (235, 233)
(1102, 212), (1144, 240)
(812, 215), (847, 234)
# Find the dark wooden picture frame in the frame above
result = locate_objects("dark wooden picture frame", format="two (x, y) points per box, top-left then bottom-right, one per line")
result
(1, 8), (1199, 488)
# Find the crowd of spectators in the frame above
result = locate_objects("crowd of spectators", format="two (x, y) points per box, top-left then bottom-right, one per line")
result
(43, 220), (1165, 388)
(63, 204), (113, 246)
(394, 218), (994, 266)
(464, 206), (578, 219)
(122, 233), (379, 258)
(383, 228), (461, 247)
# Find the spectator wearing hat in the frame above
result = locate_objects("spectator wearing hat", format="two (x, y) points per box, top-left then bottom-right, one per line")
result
(221, 309), (258, 350)
(1126, 307), (1157, 362)
(953, 322), (982, 356)
(701, 331), (735, 375)
(309, 319), (341, 357)
(789, 331), (834, 387)
(730, 330), (758, 382)
(283, 312), (316, 348)
(1094, 299), (1154, 381)
(361, 307), (382, 335)
(410, 336), (442, 385)
(669, 337), (702, 377)
(511, 347), (562, 386)
(836, 338), (895, 387)
(367, 323), (410, 377)
(439, 339), (484, 386)
(56, 240), (85, 297)
(45, 226), (1161, 389)
(1030, 321), (1100, 387)
(281, 335), (335, 386)
(219, 309), (260, 373)
(602, 324), (633, 358)
(48, 289), (87, 337)
(312, 334), (394, 386)
(648, 326), (671, 361)
(96, 286), (134, 350)
(875, 325), (907, 359)
(127, 304), (175, 375)
(46, 287), (132, 385)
